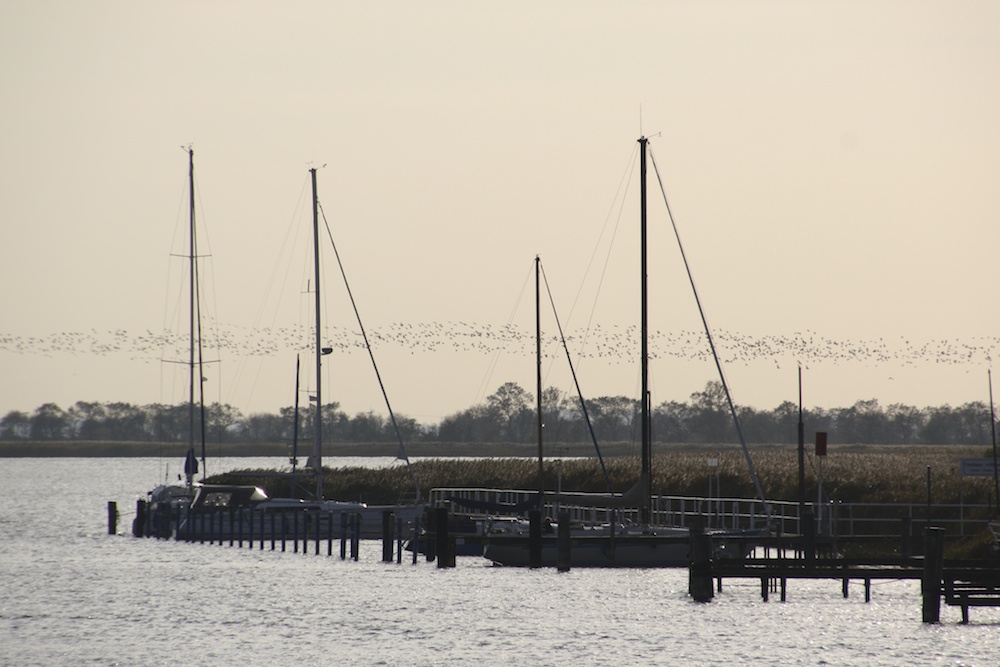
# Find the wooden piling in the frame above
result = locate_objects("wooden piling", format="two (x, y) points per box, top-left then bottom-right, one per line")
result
(340, 512), (348, 559)
(396, 517), (403, 564)
(425, 508), (437, 562)
(382, 510), (395, 562)
(434, 506), (454, 568)
(922, 527), (945, 623)
(411, 521), (419, 565)
(688, 520), (714, 602)
(556, 510), (571, 572)
(351, 512), (361, 561)
(107, 501), (117, 535)
(528, 509), (542, 569)
(132, 499), (146, 537)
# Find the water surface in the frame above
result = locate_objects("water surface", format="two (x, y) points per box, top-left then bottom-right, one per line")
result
(1, 457), (996, 666)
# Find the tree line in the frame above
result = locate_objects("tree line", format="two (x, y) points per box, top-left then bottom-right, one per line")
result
(1, 381), (995, 447)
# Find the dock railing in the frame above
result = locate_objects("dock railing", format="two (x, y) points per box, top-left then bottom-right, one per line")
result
(428, 488), (995, 539)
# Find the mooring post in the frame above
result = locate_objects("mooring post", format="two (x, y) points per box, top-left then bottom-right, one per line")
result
(425, 507), (437, 562)
(132, 499), (146, 537)
(107, 501), (117, 535)
(528, 509), (542, 569)
(314, 510), (320, 555)
(396, 517), (404, 564)
(271, 511), (277, 551)
(435, 505), (453, 568)
(688, 517), (714, 602)
(922, 526), (945, 623)
(557, 510), (571, 572)
(340, 512), (348, 560)
(351, 512), (361, 561)
(412, 520), (419, 565)
(293, 511), (299, 553)
(281, 511), (287, 552)
(382, 510), (395, 562)
(327, 513), (333, 557)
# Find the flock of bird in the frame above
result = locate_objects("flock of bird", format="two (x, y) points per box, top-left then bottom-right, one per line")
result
(2, 323), (997, 370)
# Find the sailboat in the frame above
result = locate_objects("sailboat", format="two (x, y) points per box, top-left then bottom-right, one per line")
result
(139, 147), (226, 537)
(482, 137), (765, 567)
(244, 166), (424, 537)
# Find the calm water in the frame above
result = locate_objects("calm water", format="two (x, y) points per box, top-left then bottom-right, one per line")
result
(1, 457), (997, 667)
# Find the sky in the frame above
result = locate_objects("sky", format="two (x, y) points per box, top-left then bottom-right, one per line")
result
(2, 1), (999, 427)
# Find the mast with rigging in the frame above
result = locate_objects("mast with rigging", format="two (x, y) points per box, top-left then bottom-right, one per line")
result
(639, 135), (652, 525)
(310, 167), (325, 501)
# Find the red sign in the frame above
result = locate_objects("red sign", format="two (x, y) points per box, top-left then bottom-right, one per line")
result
(815, 432), (828, 457)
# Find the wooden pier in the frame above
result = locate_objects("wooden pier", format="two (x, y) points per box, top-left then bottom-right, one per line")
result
(693, 527), (1000, 623)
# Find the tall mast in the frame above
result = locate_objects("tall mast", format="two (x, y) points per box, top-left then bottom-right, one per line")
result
(536, 255), (544, 495)
(311, 167), (324, 500)
(639, 136), (651, 524)
(186, 148), (197, 487)
(990, 370), (999, 515)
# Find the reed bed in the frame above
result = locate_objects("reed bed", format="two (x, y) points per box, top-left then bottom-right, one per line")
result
(213, 444), (999, 507)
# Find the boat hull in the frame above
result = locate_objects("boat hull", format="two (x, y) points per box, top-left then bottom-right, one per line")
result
(483, 533), (691, 568)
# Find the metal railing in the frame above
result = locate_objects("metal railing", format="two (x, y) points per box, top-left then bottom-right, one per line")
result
(428, 487), (995, 538)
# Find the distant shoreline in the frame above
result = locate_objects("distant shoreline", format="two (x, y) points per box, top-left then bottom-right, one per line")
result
(0, 441), (614, 458)
(0, 440), (976, 459)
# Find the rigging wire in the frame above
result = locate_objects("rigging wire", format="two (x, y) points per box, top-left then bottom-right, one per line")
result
(647, 145), (771, 520)
(540, 260), (614, 493)
(227, 175), (312, 411)
(317, 201), (421, 501)
(569, 144), (640, 359)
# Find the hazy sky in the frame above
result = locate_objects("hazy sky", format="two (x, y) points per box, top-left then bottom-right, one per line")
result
(2, 1), (999, 426)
